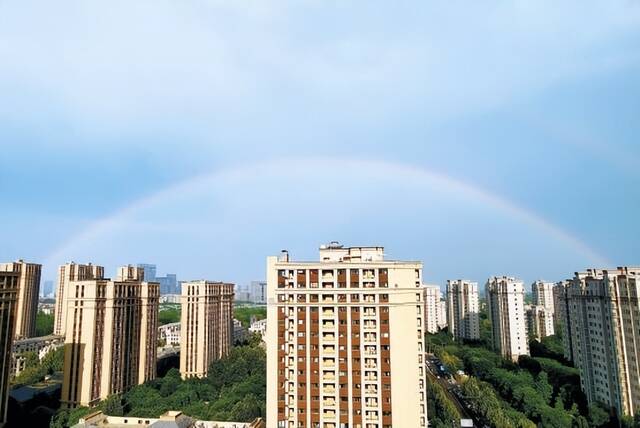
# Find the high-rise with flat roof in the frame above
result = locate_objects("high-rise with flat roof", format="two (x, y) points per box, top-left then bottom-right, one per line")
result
(266, 243), (428, 428)
(446, 280), (480, 341)
(565, 267), (640, 418)
(531, 280), (555, 314)
(0, 260), (41, 339)
(486, 276), (529, 361)
(423, 284), (441, 333)
(54, 263), (104, 336)
(0, 271), (19, 427)
(61, 268), (159, 408)
(180, 280), (234, 379)
(525, 305), (554, 341)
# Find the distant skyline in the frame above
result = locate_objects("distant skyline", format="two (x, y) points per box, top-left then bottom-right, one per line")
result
(1, 1), (639, 287)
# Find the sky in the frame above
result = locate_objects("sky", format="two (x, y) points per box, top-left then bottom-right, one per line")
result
(1, 1), (639, 291)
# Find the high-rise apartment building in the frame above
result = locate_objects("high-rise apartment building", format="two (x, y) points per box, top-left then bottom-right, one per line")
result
(0, 260), (41, 339)
(61, 268), (159, 408)
(0, 271), (19, 427)
(180, 280), (234, 379)
(54, 263), (104, 336)
(446, 280), (480, 341)
(436, 300), (447, 330)
(525, 305), (554, 341)
(531, 280), (555, 314)
(486, 276), (529, 361)
(553, 280), (573, 360)
(564, 267), (640, 417)
(266, 244), (428, 428)
(423, 284), (441, 334)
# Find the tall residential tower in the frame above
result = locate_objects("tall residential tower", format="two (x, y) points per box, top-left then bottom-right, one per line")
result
(446, 280), (480, 341)
(0, 260), (41, 339)
(54, 263), (104, 336)
(0, 271), (19, 427)
(266, 244), (428, 428)
(180, 281), (234, 378)
(486, 276), (529, 361)
(61, 267), (159, 408)
(564, 267), (640, 418)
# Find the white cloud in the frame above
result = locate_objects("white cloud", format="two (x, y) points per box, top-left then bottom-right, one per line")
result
(0, 0), (639, 147)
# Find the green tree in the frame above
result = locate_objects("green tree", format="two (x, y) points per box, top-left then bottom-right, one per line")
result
(587, 403), (611, 427)
(36, 312), (54, 336)
(102, 394), (124, 416)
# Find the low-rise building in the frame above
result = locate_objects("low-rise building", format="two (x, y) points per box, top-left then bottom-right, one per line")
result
(232, 319), (246, 343)
(159, 294), (181, 304)
(72, 410), (265, 428)
(247, 318), (266, 340)
(11, 335), (64, 378)
(158, 322), (181, 347)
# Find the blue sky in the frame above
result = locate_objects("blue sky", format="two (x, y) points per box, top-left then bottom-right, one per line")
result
(1, 1), (639, 289)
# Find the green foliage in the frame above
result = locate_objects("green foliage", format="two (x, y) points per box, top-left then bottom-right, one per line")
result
(49, 406), (92, 428)
(36, 312), (55, 336)
(158, 307), (181, 325)
(427, 380), (461, 427)
(233, 306), (266, 328)
(587, 403), (611, 427)
(102, 394), (124, 416)
(14, 346), (64, 385)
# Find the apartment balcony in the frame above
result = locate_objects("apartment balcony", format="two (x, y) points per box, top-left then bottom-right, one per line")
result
(322, 399), (336, 407)
(322, 387), (336, 395)
(364, 375), (378, 381)
(322, 322), (336, 330)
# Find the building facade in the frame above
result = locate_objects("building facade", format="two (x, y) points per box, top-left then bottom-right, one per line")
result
(525, 305), (554, 341)
(180, 281), (234, 378)
(61, 270), (159, 408)
(446, 280), (480, 341)
(531, 280), (555, 314)
(436, 300), (447, 330)
(486, 276), (529, 361)
(266, 244), (428, 428)
(553, 280), (573, 360)
(10, 334), (64, 378)
(565, 267), (640, 417)
(54, 263), (104, 336)
(423, 284), (441, 334)
(158, 322), (181, 347)
(0, 260), (41, 339)
(0, 271), (19, 427)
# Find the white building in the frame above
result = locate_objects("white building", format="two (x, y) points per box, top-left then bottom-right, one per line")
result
(531, 280), (555, 314)
(159, 294), (181, 304)
(158, 322), (180, 347)
(437, 300), (447, 330)
(72, 410), (264, 428)
(11, 335), (64, 378)
(486, 276), (529, 361)
(248, 318), (267, 340)
(525, 305), (554, 341)
(564, 267), (640, 418)
(446, 280), (480, 341)
(423, 284), (441, 333)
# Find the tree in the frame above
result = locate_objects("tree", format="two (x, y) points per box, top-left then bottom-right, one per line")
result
(102, 394), (124, 416)
(36, 312), (54, 336)
(587, 403), (611, 427)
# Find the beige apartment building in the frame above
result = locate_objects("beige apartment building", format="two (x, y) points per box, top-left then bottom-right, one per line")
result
(0, 260), (41, 339)
(0, 271), (19, 427)
(531, 280), (555, 314)
(423, 284), (441, 334)
(266, 244), (428, 428)
(180, 280), (234, 378)
(54, 263), (104, 336)
(446, 280), (480, 341)
(486, 276), (529, 361)
(61, 266), (159, 408)
(565, 267), (640, 418)
(525, 305), (554, 341)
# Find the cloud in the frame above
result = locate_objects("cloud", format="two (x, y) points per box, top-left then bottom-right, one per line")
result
(1, 0), (639, 147)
